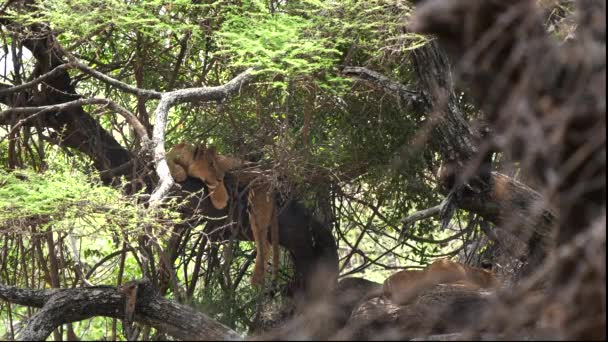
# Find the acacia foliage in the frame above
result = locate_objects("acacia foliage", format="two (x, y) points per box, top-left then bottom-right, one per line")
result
(1, 0), (494, 338)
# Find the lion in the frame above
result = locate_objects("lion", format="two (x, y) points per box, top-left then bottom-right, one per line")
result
(382, 259), (500, 305)
(166, 142), (280, 287)
(166, 142), (249, 209)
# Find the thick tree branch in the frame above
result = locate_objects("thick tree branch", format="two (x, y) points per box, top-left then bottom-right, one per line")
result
(343, 43), (554, 272)
(9, 26), (136, 181)
(411, 0), (606, 244)
(0, 63), (72, 97)
(408, 2), (605, 339)
(0, 281), (242, 341)
(0, 284), (58, 308)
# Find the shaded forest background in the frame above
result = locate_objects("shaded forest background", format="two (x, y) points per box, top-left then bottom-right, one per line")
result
(0, 0), (605, 340)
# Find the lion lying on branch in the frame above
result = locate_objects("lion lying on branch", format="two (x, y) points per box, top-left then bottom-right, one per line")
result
(384, 259), (500, 305)
(365, 259), (500, 305)
(166, 142), (280, 287)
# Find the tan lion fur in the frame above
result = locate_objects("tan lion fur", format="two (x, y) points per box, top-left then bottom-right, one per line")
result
(167, 142), (248, 209)
(166, 142), (280, 287)
(382, 259), (500, 305)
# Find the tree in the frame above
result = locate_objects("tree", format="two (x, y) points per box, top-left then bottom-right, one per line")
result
(0, 0), (605, 340)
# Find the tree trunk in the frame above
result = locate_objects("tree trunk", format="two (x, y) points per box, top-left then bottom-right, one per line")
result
(410, 1), (606, 340)
(411, 0), (606, 244)
(22, 29), (135, 183)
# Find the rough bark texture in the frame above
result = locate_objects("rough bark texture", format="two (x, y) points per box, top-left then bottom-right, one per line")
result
(335, 285), (502, 341)
(411, 0), (606, 244)
(0, 281), (241, 341)
(255, 277), (383, 340)
(410, 41), (478, 162)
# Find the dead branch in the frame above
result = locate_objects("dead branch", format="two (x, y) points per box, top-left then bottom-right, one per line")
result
(72, 60), (162, 99)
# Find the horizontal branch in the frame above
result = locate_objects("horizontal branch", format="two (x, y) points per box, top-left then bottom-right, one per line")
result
(342, 66), (427, 109)
(401, 203), (442, 229)
(0, 59), (160, 101)
(0, 281), (241, 341)
(0, 284), (58, 308)
(0, 98), (149, 144)
(455, 172), (556, 230)
(73, 61), (162, 99)
(0, 63), (72, 96)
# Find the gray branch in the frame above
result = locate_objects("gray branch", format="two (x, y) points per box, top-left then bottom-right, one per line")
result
(0, 63), (72, 96)
(0, 281), (242, 341)
(149, 68), (255, 207)
(342, 66), (426, 109)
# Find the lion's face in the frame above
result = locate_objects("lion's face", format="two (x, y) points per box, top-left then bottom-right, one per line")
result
(189, 145), (225, 186)
(188, 145), (229, 210)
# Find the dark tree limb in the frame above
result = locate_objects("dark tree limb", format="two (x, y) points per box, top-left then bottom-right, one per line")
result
(342, 66), (427, 110)
(411, 42), (556, 270)
(410, 41), (477, 162)
(343, 42), (554, 271)
(0, 63), (72, 97)
(409, 1), (606, 340)
(0, 281), (242, 341)
(256, 277), (383, 341)
(335, 285), (498, 341)
(174, 177), (339, 300)
(2, 25), (136, 183)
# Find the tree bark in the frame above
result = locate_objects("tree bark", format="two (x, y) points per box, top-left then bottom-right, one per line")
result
(409, 1), (606, 340)
(334, 285), (508, 341)
(21, 29), (136, 182)
(255, 277), (382, 341)
(0, 281), (242, 341)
